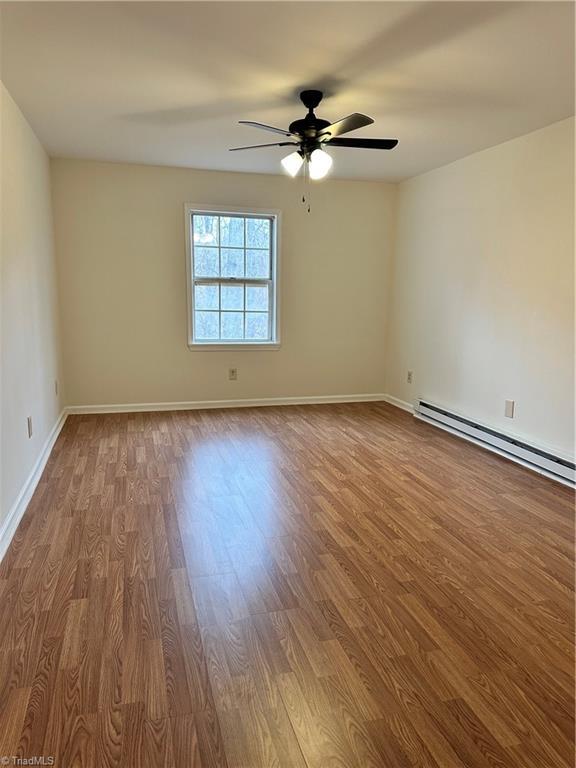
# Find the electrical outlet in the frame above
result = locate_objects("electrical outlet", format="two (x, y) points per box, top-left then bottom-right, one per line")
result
(27, 416), (33, 438)
(505, 399), (515, 418)
(228, 367), (238, 381)
(407, 370), (414, 384)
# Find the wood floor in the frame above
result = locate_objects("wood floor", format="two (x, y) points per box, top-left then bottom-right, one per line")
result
(0, 402), (573, 767)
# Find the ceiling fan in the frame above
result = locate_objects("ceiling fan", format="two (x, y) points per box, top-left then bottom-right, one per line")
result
(230, 89), (398, 180)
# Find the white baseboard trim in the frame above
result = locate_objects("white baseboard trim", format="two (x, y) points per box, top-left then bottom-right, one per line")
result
(0, 410), (68, 563)
(65, 393), (389, 415)
(379, 394), (414, 413)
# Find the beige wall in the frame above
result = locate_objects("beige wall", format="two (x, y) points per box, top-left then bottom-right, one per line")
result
(0, 81), (572, 551)
(1, 83), (62, 524)
(386, 117), (575, 457)
(51, 159), (396, 406)
(46, 118), (576, 461)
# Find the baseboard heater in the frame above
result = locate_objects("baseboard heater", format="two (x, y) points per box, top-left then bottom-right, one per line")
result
(416, 400), (575, 484)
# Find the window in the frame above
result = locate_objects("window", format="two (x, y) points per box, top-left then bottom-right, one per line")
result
(186, 206), (279, 347)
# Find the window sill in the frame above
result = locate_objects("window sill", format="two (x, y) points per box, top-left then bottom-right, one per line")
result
(188, 342), (281, 351)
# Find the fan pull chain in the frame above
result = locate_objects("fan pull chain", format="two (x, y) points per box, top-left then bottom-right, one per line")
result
(301, 160), (311, 214)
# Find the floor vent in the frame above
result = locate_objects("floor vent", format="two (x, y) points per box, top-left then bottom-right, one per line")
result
(416, 400), (575, 484)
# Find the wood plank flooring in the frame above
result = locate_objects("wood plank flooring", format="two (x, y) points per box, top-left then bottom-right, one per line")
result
(0, 402), (573, 767)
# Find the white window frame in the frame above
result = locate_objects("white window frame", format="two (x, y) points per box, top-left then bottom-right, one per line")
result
(185, 204), (281, 350)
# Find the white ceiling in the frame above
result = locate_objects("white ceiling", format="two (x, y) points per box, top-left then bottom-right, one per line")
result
(1, 1), (574, 181)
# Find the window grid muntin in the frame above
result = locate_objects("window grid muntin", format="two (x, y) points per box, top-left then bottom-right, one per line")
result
(191, 212), (275, 344)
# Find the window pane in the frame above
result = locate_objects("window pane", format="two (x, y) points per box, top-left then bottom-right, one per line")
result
(189, 211), (276, 346)
(221, 312), (244, 340)
(246, 218), (270, 249)
(194, 247), (219, 277)
(221, 284), (244, 311)
(195, 311), (219, 340)
(221, 248), (244, 278)
(220, 216), (244, 247)
(193, 215), (219, 246)
(194, 284), (219, 310)
(246, 249), (269, 278)
(246, 312), (269, 340)
(246, 285), (268, 311)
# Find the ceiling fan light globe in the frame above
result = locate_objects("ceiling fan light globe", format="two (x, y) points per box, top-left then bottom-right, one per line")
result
(281, 151), (304, 177)
(308, 149), (333, 180)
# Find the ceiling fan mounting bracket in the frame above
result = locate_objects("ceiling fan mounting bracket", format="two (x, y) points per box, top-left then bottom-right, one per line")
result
(300, 89), (324, 112)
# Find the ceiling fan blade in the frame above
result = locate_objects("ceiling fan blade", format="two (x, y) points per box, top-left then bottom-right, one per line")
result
(239, 120), (294, 137)
(326, 137), (399, 150)
(319, 113), (374, 139)
(229, 142), (298, 152)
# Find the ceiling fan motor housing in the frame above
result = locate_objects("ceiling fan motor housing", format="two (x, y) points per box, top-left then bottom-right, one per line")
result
(289, 116), (330, 138)
(288, 90), (331, 153)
